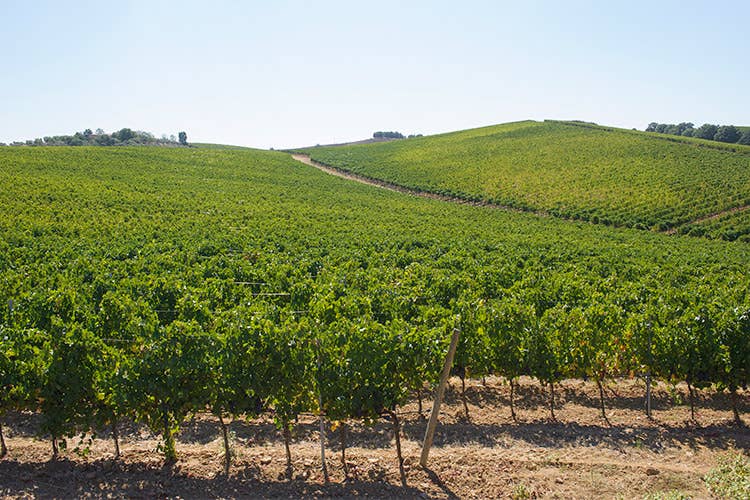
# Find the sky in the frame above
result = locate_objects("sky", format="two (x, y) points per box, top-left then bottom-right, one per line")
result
(1, 0), (748, 149)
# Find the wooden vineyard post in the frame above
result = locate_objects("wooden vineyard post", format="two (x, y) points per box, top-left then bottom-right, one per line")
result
(646, 328), (653, 418)
(318, 399), (328, 483)
(314, 338), (329, 483)
(420, 328), (460, 468)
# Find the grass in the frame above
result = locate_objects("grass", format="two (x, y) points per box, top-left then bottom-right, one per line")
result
(704, 453), (750, 499)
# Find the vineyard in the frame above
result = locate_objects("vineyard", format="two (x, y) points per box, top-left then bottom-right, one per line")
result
(302, 120), (750, 241)
(1, 145), (749, 496)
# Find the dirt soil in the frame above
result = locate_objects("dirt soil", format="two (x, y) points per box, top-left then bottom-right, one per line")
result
(1, 377), (747, 499)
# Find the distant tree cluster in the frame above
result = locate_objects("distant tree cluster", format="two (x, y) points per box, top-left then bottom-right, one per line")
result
(646, 122), (750, 145)
(372, 131), (423, 140)
(373, 131), (405, 139)
(0, 128), (189, 147)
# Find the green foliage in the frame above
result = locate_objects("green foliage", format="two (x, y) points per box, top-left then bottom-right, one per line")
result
(40, 324), (107, 448)
(127, 321), (214, 460)
(704, 453), (750, 499)
(696, 123), (719, 140)
(4, 128), (183, 147)
(484, 298), (534, 379)
(0, 327), (48, 417)
(113, 128), (136, 142)
(209, 309), (264, 420)
(253, 317), (314, 428)
(717, 306), (750, 393)
(317, 318), (415, 422)
(373, 131), (405, 139)
(0, 145), (749, 462)
(304, 120), (750, 240)
(714, 125), (742, 144)
(511, 482), (532, 500)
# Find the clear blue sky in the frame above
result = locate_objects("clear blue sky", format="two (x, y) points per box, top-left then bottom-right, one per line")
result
(2, 0), (747, 148)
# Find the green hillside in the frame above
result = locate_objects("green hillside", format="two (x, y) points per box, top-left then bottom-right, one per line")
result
(2, 145), (750, 465)
(3, 145), (746, 278)
(302, 120), (750, 241)
(192, 142), (255, 150)
(2, 146), (749, 356)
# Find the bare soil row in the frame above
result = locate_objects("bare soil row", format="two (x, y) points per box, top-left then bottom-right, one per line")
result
(1, 377), (747, 498)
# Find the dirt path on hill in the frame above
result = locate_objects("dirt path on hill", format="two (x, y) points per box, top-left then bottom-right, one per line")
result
(291, 154), (536, 215)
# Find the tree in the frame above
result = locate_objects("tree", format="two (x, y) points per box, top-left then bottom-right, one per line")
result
(95, 134), (115, 146)
(373, 131), (404, 139)
(714, 125), (741, 143)
(696, 124), (718, 140)
(645, 122), (659, 132)
(178, 131), (188, 145)
(675, 122), (693, 135)
(739, 130), (750, 145)
(114, 128), (135, 142)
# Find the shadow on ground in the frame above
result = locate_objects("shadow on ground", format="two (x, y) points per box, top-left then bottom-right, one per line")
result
(0, 458), (436, 499)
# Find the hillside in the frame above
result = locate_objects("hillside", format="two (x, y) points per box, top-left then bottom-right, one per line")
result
(192, 142), (255, 150)
(2, 145), (747, 295)
(1, 146), (749, 499)
(302, 120), (750, 241)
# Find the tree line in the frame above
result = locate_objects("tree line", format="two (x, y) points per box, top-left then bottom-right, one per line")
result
(373, 131), (423, 139)
(0, 128), (189, 147)
(646, 122), (750, 145)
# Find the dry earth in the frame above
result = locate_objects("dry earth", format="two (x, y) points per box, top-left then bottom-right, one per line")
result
(1, 377), (747, 499)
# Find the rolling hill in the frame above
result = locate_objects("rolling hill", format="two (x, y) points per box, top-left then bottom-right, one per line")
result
(2, 144), (750, 498)
(301, 120), (750, 241)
